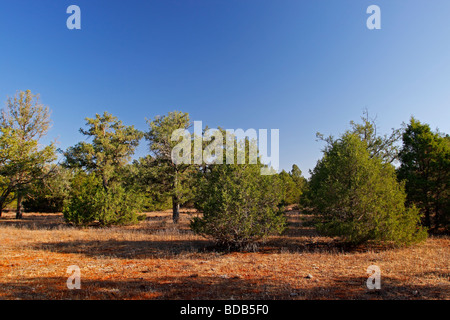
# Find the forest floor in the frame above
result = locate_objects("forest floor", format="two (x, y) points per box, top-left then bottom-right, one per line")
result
(0, 207), (448, 300)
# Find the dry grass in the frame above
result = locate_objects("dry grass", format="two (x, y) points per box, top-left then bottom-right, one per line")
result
(0, 208), (448, 300)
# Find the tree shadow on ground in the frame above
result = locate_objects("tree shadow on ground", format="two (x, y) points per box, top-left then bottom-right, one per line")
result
(32, 239), (216, 260)
(26, 209), (401, 259)
(262, 210), (399, 254)
(0, 275), (294, 300)
(0, 212), (66, 230)
(1, 275), (446, 300)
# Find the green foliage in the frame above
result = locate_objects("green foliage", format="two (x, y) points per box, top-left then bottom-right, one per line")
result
(63, 112), (143, 189)
(62, 112), (145, 226)
(144, 111), (196, 223)
(277, 170), (297, 206)
(349, 110), (402, 164)
(63, 172), (145, 227)
(398, 118), (449, 231)
(277, 164), (306, 206)
(191, 160), (286, 251)
(0, 180), (15, 213)
(123, 157), (173, 211)
(308, 133), (427, 245)
(0, 90), (57, 217)
(23, 165), (72, 213)
(317, 110), (402, 165)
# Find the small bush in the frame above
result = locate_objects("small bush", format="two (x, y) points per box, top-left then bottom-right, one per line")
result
(191, 163), (286, 251)
(63, 172), (145, 226)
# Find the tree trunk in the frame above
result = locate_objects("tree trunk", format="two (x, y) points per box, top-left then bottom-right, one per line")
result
(16, 191), (23, 219)
(0, 189), (12, 218)
(172, 197), (180, 224)
(172, 168), (180, 224)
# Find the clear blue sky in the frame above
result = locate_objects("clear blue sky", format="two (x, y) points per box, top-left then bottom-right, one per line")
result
(1, 0), (449, 176)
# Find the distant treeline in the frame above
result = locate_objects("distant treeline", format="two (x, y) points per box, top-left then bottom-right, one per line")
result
(0, 91), (448, 249)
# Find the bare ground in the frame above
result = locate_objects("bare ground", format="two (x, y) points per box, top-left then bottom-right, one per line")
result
(0, 208), (448, 300)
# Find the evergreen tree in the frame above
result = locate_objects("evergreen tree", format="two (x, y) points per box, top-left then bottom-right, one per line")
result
(63, 112), (143, 190)
(277, 165), (306, 206)
(398, 118), (449, 231)
(144, 111), (195, 223)
(62, 112), (144, 226)
(308, 132), (427, 245)
(191, 137), (286, 251)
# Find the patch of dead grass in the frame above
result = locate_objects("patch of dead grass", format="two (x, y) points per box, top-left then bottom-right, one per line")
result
(0, 209), (448, 300)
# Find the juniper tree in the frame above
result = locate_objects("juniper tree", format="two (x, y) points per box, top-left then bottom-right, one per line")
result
(307, 132), (426, 245)
(191, 137), (286, 251)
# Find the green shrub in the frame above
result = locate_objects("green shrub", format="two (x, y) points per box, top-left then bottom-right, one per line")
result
(63, 172), (145, 226)
(23, 195), (65, 213)
(191, 163), (286, 251)
(23, 166), (72, 213)
(308, 133), (427, 245)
